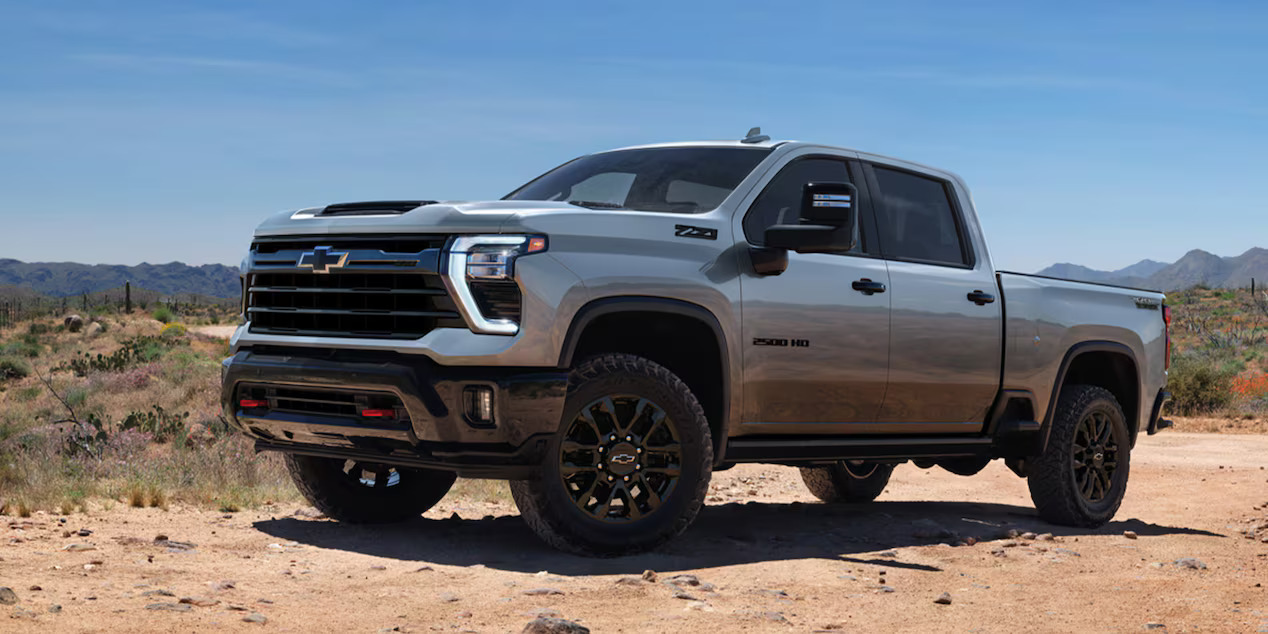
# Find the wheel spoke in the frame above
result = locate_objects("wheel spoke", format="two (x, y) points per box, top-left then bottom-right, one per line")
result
(561, 462), (600, 475)
(645, 442), (681, 454)
(644, 465), (681, 476)
(592, 485), (619, 519)
(621, 398), (650, 435)
(561, 441), (599, 453)
(638, 474), (662, 509)
(572, 477), (601, 512)
(622, 487), (642, 520)
(374, 466), (390, 488)
(1079, 470), (1094, 499)
(577, 408), (605, 439)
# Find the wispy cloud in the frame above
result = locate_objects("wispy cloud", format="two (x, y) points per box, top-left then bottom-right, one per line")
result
(67, 53), (350, 85)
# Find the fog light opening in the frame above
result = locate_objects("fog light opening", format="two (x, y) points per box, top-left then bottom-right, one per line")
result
(463, 386), (495, 426)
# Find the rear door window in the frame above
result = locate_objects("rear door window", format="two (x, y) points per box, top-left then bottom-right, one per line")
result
(870, 166), (969, 267)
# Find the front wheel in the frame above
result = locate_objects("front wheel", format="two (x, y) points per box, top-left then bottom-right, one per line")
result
(1027, 385), (1131, 527)
(285, 454), (456, 523)
(510, 354), (713, 557)
(799, 461), (894, 503)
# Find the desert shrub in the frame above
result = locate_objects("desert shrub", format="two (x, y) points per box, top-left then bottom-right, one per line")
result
(60, 335), (182, 376)
(152, 306), (174, 324)
(27, 322), (50, 335)
(0, 357), (30, 381)
(1, 341), (41, 358)
(1168, 352), (1237, 414)
(160, 322), (188, 338)
(119, 405), (189, 443)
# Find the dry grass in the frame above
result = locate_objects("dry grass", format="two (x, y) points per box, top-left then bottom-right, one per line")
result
(1169, 415), (1268, 434)
(0, 313), (298, 515)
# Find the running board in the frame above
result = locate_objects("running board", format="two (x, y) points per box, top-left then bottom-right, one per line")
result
(724, 436), (994, 463)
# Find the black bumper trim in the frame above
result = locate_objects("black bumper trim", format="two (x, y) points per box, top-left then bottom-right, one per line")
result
(222, 347), (567, 471)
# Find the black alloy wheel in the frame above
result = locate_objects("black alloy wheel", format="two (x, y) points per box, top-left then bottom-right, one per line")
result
(509, 353), (712, 557)
(1072, 410), (1120, 503)
(558, 395), (683, 523)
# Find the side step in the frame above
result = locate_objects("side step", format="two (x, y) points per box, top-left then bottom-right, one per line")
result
(724, 436), (994, 463)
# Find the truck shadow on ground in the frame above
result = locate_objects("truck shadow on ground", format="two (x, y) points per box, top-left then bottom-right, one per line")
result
(253, 499), (1222, 576)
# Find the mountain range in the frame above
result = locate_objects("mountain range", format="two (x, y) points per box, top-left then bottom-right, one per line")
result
(1, 246), (1265, 298)
(0, 259), (239, 298)
(1035, 248), (1268, 291)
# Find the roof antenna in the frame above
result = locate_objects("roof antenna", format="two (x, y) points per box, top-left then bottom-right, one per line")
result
(741, 127), (770, 144)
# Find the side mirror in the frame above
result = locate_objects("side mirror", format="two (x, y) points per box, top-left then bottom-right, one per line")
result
(764, 182), (857, 253)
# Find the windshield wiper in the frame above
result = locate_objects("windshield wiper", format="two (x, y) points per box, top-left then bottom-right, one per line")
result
(567, 200), (625, 209)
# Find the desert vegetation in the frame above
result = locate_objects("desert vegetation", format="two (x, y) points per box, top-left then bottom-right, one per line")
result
(0, 300), (297, 517)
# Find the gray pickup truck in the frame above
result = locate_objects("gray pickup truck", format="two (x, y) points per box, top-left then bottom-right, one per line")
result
(222, 129), (1172, 556)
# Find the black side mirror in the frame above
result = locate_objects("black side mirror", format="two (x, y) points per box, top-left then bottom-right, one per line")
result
(763, 182), (858, 253)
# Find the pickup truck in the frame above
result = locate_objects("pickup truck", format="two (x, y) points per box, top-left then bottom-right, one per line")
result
(221, 129), (1172, 556)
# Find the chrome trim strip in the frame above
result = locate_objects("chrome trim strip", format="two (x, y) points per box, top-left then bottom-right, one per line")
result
(443, 236), (526, 336)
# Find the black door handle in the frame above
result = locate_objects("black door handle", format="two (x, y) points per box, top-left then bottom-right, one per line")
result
(852, 279), (886, 295)
(967, 290), (995, 305)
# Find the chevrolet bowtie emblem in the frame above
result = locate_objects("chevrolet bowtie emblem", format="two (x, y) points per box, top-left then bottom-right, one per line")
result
(610, 453), (636, 465)
(297, 246), (349, 273)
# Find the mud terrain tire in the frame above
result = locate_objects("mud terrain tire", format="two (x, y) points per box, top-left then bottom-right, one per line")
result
(510, 354), (712, 557)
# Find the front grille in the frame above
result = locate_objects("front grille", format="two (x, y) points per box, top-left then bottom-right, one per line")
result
(238, 384), (410, 426)
(246, 236), (464, 340)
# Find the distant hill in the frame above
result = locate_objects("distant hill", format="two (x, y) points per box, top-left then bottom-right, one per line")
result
(0, 259), (239, 298)
(1036, 248), (1268, 291)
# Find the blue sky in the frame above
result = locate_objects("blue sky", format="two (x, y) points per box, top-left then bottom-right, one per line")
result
(1, 1), (1265, 272)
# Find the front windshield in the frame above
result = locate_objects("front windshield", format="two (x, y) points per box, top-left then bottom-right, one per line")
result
(504, 147), (772, 213)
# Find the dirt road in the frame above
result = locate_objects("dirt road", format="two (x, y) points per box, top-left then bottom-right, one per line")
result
(4, 432), (1267, 633)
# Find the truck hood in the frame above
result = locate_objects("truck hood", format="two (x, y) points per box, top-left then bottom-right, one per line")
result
(252, 200), (583, 238)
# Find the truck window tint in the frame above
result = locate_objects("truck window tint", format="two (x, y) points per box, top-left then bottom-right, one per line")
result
(743, 158), (852, 247)
(872, 166), (967, 266)
(566, 172), (636, 207)
(505, 147), (771, 213)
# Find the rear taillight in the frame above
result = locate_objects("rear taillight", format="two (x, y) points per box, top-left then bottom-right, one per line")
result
(240, 399), (268, 409)
(360, 409), (395, 418)
(1163, 305), (1171, 370)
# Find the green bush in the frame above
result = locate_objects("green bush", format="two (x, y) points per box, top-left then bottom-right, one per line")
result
(160, 322), (188, 338)
(27, 322), (50, 335)
(152, 306), (174, 324)
(0, 357), (30, 381)
(1168, 352), (1237, 415)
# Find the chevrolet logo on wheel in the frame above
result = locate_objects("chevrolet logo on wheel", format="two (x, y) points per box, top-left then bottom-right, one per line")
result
(610, 453), (636, 465)
(297, 246), (349, 273)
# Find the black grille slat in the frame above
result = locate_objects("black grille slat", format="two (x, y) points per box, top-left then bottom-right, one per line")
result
(247, 236), (462, 340)
(239, 384), (409, 426)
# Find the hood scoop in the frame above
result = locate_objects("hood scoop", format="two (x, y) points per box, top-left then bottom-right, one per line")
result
(319, 200), (437, 216)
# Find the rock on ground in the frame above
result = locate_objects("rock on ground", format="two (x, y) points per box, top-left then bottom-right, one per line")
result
(522, 617), (590, 634)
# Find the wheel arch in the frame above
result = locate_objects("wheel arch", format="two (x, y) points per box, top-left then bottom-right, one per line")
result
(1042, 341), (1142, 450)
(559, 296), (731, 464)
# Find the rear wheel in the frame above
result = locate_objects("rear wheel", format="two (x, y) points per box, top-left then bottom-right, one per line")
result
(799, 461), (894, 503)
(510, 354), (712, 557)
(1027, 385), (1131, 527)
(285, 454), (456, 523)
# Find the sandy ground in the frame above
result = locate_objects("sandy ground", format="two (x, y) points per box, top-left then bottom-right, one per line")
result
(193, 325), (239, 340)
(4, 432), (1267, 633)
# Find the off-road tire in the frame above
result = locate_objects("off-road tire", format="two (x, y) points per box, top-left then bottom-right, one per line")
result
(510, 353), (713, 557)
(799, 461), (894, 503)
(285, 454), (456, 524)
(1027, 385), (1131, 527)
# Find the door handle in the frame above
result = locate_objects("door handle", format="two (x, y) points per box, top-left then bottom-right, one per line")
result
(967, 290), (996, 305)
(852, 279), (887, 295)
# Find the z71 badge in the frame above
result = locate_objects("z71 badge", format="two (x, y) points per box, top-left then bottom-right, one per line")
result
(674, 224), (717, 240)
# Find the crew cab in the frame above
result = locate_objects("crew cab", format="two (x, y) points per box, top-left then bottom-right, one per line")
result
(222, 129), (1171, 556)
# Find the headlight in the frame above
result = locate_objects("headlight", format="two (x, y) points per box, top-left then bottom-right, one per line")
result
(444, 235), (547, 335)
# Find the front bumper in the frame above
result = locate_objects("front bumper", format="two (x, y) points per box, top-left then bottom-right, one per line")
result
(220, 347), (568, 478)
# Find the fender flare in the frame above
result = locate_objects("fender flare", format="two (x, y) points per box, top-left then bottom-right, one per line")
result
(556, 296), (732, 464)
(1040, 340), (1140, 451)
